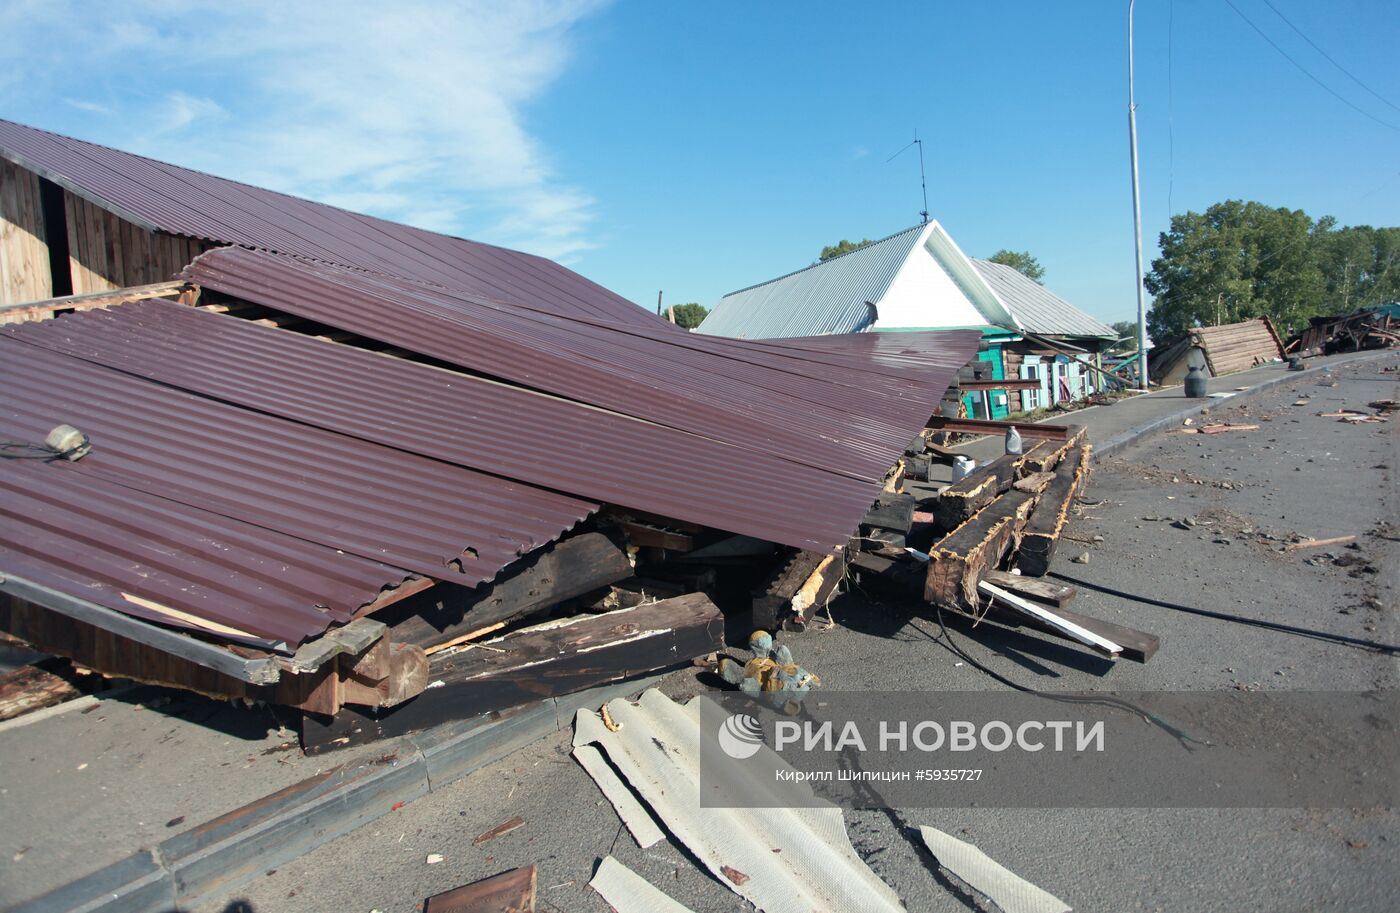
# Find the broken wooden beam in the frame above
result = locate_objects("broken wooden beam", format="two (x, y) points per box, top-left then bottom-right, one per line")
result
(925, 490), (1038, 608)
(931, 442), (1054, 529)
(309, 595), (724, 745)
(390, 532), (633, 649)
(1015, 443), (1092, 577)
(753, 550), (828, 629)
(981, 570), (1076, 608)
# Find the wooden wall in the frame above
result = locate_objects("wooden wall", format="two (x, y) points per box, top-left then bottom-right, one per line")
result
(0, 159), (52, 304)
(63, 190), (209, 295)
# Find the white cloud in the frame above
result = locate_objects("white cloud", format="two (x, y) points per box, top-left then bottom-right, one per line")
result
(64, 99), (111, 114)
(0, 1), (608, 261)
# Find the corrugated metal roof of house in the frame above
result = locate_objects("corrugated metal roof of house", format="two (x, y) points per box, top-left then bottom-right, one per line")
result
(0, 118), (661, 329)
(970, 258), (1116, 340)
(698, 225), (927, 338)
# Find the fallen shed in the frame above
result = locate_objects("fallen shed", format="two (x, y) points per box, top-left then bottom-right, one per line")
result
(1149, 317), (1285, 384)
(0, 119), (981, 736)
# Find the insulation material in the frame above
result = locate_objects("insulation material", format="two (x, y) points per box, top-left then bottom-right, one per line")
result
(573, 689), (906, 913)
(917, 825), (1071, 913)
(589, 856), (697, 913)
(571, 744), (666, 848)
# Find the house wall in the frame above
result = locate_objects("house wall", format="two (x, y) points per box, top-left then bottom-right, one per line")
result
(0, 158), (52, 304)
(63, 190), (209, 295)
(873, 234), (994, 330)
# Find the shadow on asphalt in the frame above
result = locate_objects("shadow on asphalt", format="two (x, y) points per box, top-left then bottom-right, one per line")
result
(100, 684), (291, 741)
(832, 589), (1118, 678)
(1051, 572), (1400, 655)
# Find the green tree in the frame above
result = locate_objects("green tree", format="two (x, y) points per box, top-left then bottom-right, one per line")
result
(818, 238), (874, 261)
(669, 302), (708, 329)
(987, 249), (1045, 283)
(1312, 221), (1400, 312)
(1144, 200), (1323, 340)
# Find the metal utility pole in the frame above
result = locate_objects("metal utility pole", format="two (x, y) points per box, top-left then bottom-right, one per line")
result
(1128, 0), (1149, 389)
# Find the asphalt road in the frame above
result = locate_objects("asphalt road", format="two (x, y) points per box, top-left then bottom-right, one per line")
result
(131, 356), (1400, 911)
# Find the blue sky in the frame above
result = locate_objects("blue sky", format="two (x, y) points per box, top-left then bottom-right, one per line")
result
(2, 1), (1396, 324)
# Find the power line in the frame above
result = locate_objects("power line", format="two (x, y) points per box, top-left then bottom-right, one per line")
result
(1258, 0), (1400, 115)
(1220, 0), (1400, 132)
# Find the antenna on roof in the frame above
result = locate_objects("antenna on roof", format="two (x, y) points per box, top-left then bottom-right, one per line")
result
(886, 130), (930, 224)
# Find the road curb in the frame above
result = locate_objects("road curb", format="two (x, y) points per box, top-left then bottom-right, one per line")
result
(10, 672), (671, 913)
(1093, 351), (1396, 462)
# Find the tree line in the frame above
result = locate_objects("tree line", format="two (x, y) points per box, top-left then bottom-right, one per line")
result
(1145, 200), (1398, 342)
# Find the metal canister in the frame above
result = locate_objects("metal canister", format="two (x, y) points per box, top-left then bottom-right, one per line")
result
(1184, 364), (1208, 398)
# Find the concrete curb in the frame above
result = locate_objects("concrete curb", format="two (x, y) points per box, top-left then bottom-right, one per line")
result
(10, 672), (670, 913)
(1093, 351), (1396, 462)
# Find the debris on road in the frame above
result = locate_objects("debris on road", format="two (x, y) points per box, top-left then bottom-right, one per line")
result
(574, 690), (909, 913)
(472, 815), (525, 846)
(917, 825), (1071, 913)
(1286, 536), (1358, 552)
(423, 865), (536, 913)
(589, 856), (697, 913)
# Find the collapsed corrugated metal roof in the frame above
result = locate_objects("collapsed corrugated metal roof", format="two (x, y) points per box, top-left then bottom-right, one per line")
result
(5, 300), (978, 554)
(0, 337), (596, 586)
(970, 258), (1116, 340)
(0, 457), (405, 649)
(183, 246), (965, 478)
(0, 118), (660, 329)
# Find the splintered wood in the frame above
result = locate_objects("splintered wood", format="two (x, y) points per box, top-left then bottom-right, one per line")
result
(1016, 443), (1092, 577)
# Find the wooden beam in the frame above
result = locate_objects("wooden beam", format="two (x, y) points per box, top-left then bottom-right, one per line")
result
(982, 570), (1077, 608)
(307, 595), (723, 746)
(425, 866), (537, 913)
(753, 550), (828, 629)
(932, 441), (1054, 529)
(1015, 443), (1092, 577)
(979, 581), (1158, 662)
(925, 490), (1038, 608)
(925, 416), (1073, 440)
(0, 279), (187, 323)
(615, 519), (696, 552)
(958, 378), (1043, 391)
(390, 533), (633, 649)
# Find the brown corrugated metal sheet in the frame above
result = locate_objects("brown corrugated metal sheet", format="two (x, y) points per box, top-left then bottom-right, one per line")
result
(0, 458), (406, 648)
(4, 301), (980, 554)
(0, 338), (596, 586)
(185, 247), (969, 479)
(0, 118), (661, 329)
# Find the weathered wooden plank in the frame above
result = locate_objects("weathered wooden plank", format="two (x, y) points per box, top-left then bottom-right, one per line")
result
(981, 570), (1076, 607)
(0, 159), (53, 305)
(425, 866), (536, 913)
(389, 533), (633, 649)
(1017, 425), (1086, 473)
(1016, 443), (1092, 577)
(932, 441), (1052, 529)
(925, 490), (1038, 608)
(0, 662), (80, 721)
